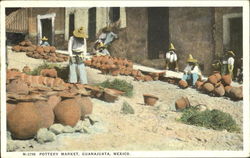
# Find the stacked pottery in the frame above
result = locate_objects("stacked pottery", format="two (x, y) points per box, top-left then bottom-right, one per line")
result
(143, 94), (159, 106)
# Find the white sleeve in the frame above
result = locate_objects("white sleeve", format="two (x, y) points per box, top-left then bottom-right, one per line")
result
(191, 66), (199, 74)
(173, 53), (177, 61)
(184, 65), (189, 73)
(228, 57), (234, 65)
(82, 38), (87, 56)
(68, 36), (73, 56)
(166, 52), (170, 59)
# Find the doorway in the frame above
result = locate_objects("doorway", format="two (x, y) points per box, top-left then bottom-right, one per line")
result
(41, 18), (52, 45)
(148, 7), (169, 59)
(109, 7), (120, 23)
(88, 7), (96, 41)
(69, 13), (75, 38)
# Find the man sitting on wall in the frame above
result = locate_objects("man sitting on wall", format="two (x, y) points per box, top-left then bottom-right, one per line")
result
(40, 36), (50, 46)
(165, 43), (178, 72)
(182, 54), (202, 86)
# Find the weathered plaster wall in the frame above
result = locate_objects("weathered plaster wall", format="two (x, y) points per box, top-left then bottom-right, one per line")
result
(169, 7), (215, 75)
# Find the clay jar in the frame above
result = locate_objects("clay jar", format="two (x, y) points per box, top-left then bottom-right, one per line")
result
(175, 97), (190, 110)
(178, 80), (188, 89)
(222, 74), (232, 86)
(208, 75), (218, 85)
(214, 83), (225, 97)
(203, 82), (215, 93)
(143, 94), (159, 106)
(195, 81), (204, 90)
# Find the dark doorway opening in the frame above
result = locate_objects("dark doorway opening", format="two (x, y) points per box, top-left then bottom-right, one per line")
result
(41, 18), (52, 45)
(69, 13), (75, 39)
(148, 7), (169, 59)
(109, 7), (120, 23)
(229, 17), (242, 77)
(88, 7), (96, 41)
(6, 32), (26, 45)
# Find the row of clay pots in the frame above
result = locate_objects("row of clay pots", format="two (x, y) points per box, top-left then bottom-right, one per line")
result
(11, 40), (68, 63)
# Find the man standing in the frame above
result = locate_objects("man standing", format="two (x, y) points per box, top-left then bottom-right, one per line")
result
(68, 27), (88, 84)
(221, 50), (235, 78)
(165, 43), (178, 71)
(182, 54), (201, 86)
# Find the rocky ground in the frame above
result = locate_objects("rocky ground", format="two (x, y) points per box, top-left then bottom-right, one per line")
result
(6, 51), (243, 151)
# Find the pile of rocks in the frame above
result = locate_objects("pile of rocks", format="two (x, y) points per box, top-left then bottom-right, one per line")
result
(177, 71), (243, 100)
(84, 55), (165, 82)
(11, 40), (68, 62)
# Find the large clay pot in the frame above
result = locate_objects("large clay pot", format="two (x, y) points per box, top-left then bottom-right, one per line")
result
(195, 81), (204, 90)
(40, 69), (58, 78)
(7, 102), (43, 139)
(178, 80), (188, 89)
(75, 96), (93, 119)
(54, 99), (81, 127)
(35, 101), (55, 128)
(203, 82), (214, 93)
(222, 74), (232, 85)
(208, 75), (218, 85)
(224, 85), (233, 96)
(12, 45), (21, 52)
(143, 94), (159, 106)
(213, 71), (222, 81)
(47, 95), (62, 109)
(175, 97), (190, 110)
(7, 103), (16, 114)
(229, 87), (243, 100)
(214, 84), (225, 97)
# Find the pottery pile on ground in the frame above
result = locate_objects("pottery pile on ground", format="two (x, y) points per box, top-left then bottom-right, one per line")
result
(11, 40), (68, 62)
(84, 55), (165, 82)
(6, 67), (125, 141)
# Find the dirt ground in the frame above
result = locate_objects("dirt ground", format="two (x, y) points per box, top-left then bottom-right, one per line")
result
(6, 51), (243, 151)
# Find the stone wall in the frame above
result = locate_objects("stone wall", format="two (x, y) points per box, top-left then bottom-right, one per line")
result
(169, 7), (215, 75)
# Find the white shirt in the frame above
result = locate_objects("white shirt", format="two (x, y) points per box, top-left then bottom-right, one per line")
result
(166, 51), (177, 63)
(227, 57), (234, 65)
(184, 64), (201, 75)
(68, 36), (87, 57)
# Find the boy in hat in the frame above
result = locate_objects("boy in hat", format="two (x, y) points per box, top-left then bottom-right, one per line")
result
(40, 36), (50, 46)
(182, 54), (201, 86)
(68, 27), (88, 84)
(221, 50), (235, 78)
(165, 43), (178, 71)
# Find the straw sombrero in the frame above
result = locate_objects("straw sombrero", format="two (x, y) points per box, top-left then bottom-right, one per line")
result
(187, 54), (198, 63)
(41, 36), (48, 41)
(227, 51), (235, 57)
(169, 43), (176, 51)
(73, 27), (88, 38)
(102, 26), (112, 33)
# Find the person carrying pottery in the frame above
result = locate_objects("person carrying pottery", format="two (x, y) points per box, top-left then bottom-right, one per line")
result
(40, 36), (50, 46)
(182, 54), (201, 86)
(221, 50), (235, 78)
(68, 27), (88, 84)
(165, 43), (178, 71)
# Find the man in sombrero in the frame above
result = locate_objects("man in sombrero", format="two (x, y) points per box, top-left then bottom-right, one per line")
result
(182, 54), (201, 86)
(165, 43), (178, 71)
(40, 36), (50, 46)
(221, 50), (235, 78)
(68, 27), (88, 84)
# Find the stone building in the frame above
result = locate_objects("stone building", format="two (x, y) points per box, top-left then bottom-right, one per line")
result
(6, 7), (242, 75)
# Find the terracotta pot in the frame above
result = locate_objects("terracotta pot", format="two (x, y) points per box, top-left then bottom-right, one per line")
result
(7, 79), (29, 95)
(35, 101), (55, 128)
(103, 88), (119, 103)
(143, 94), (159, 106)
(25, 40), (32, 46)
(178, 80), (188, 89)
(214, 83), (225, 97)
(40, 69), (58, 78)
(47, 95), (61, 110)
(213, 71), (222, 81)
(75, 96), (93, 119)
(203, 82), (214, 92)
(19, 41), (26, 46)
(12, 45), (21, 52)
(43, 46), (50, 53)
(36, 47), (44, 54)
(175, 97), (190, 110)
(224, 85), (233, 96)
(7, 103), (16, 114)
(49, 46), (56, 53)
(56, 58), (64, 62)
(195, 81), (204, 90)
(7, 102), (43, 139)
(54, 99), (81, 127)
(222, 74), (232, 86)
(134, 76), (143, 81)
(111, 69), (120, 76)
(144, 75), (153, 81)
(229, 87), (243, 100)
(208, 75), (218, 85)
